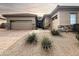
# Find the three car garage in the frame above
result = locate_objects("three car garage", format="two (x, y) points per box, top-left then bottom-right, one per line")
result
(2, 13), (37, 30)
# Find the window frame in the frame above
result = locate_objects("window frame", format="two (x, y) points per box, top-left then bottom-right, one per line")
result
(69, 13), (77, 25)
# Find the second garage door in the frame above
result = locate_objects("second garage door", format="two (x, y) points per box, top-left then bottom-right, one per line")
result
(11, 20), (33, 30)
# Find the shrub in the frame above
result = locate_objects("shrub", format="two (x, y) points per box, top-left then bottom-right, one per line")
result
(51, 29), (60, 36)
(27, 33), (37, 44)
(76, 32), (79, 41)
(41, 37), (52, 51)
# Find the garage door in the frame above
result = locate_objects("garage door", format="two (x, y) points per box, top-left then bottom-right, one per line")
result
(11, 20), (33, 30)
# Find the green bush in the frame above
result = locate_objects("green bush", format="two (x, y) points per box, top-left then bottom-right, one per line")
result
(41, 37), (52, 51)
(76, 32), (79, 41)
(27, 33), (37, 44)
(51, 29), (60, 36)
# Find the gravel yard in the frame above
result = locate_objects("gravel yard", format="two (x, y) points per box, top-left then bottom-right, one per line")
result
(1, 30), (79, 56)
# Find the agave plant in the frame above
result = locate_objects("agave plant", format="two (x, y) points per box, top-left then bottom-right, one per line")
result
(27, 33), (37, 44)
(41, 37), (52, 51)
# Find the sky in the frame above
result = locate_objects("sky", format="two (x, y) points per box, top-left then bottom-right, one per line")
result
(0, 3), (79, 17)
(0, 3), (57, 16)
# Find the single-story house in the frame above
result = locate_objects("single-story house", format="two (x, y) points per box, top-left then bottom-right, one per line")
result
(49, 5), (79, 31)
(2, 13), (37, 30)
(42, 14), (51, 29)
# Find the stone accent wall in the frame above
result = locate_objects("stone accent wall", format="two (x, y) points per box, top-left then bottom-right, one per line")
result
(58, 25), (73, 32)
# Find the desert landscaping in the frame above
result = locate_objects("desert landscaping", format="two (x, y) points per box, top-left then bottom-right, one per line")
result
(0, 29), (79, 56)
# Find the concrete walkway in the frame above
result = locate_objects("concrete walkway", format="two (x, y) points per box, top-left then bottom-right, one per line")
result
(0, 29), (29, 54)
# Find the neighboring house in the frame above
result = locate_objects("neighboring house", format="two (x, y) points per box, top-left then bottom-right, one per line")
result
(2, 13), (37, 30)
(49, 5), (79, 31)
(42, 14), (51, 29)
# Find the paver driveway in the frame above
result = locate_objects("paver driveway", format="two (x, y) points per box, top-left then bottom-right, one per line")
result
(0, 29), (30, 54)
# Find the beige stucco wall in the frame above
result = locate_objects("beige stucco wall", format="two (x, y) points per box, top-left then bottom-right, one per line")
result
(51, 12), (60, 30)
(44, 17), (50, 29)
(6, 16), (36, 30)
(59, 10), (70, 25)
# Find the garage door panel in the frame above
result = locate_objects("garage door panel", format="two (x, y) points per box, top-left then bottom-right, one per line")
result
(11, 21), (33, 30)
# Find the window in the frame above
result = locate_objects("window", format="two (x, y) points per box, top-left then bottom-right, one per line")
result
(70, 13), (77, 25)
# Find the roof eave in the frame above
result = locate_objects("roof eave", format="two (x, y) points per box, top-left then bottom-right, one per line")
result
(50, 5), (79, 17)
(2, 13), (37, 17)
